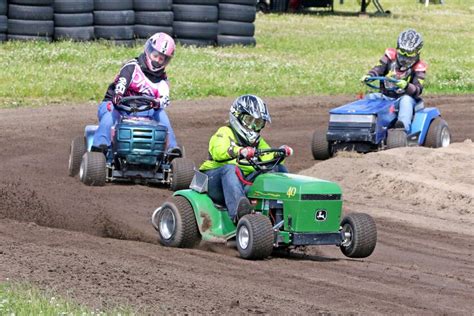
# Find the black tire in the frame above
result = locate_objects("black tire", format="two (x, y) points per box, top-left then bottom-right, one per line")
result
(386, 129), (407, 149)
(173, 21), (217, 40)
(220, 0), (258, 4)
(8, 4), (54, 21)
(68, 136), (86, 177)
(424, 117), (451, 148)
(135, 11), (173, 26)
(170, 158), (195, 191)
(236, 214), (274, 260)
(79, 152), (106, 186)
(0, 15), (6, 33)
(173, 0), (218, 4)
(7, 19), (54, 36)
(173, 5), (218, 22)
(0, 1), (6, 15)
(176, 38), (215, 47)
(256, 1), (270, 13)
(311, 128), (331, 160)
(0, 33), (6, 42)
(94, 0), (133, 11)
(7, 34), (52, 41)
(158, 196), (200, 248)
(94, 10), (135, 26)
(9, 0), (53, 5)
(218, 20), (254, 36)
(133, 0), (172, 11)
(95, 25), (134, 40)
(54, 13), (93, 27)
(217, 34), (255, 46)
(219, 3), (256, 23)
(134, 24), (173, 38)
(54, 26), (94, 41)
(340, 213), (377, 258)
(54, 0), (94, 14)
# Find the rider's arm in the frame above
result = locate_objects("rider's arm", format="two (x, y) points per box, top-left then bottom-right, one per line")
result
(405, 61), (427, 98)
(112, 62), (136, 97)
(368, 50), (393, 77)
(208, 127), (238, 162)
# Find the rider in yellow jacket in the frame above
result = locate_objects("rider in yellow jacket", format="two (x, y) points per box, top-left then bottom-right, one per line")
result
(199, 95), (293, 223)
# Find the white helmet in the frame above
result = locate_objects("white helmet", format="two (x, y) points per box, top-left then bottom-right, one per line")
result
(229, 95), (271, 146)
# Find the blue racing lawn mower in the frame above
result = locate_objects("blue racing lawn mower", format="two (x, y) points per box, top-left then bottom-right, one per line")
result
(311, 76), (451, 160)
(68, 96), (195, 190)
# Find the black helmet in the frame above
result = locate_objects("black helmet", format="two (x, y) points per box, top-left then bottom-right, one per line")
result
(229, 95), (271, 145)
(396, 29), (423, 70)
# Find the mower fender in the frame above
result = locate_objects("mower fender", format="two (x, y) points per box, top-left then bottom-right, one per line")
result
(174, 190), (236, 242)
(84, 125), (98, 152)
(410, 108), (441, 145)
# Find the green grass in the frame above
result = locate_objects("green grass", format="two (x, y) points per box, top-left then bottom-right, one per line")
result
(0, 282), (131, 315)
(0, 0), (472, 107)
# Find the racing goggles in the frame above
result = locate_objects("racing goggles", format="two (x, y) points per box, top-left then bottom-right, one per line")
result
(241, 114), (266, 132)
(145, 42), (172, 69)
(397, 49), (418, 57)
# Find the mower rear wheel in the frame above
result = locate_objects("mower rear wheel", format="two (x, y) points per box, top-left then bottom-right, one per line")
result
(236, 214), (274, 260)
(386, 129), (407, 149)
(340, 213), (377, 258)
(157, 196), (200, 248)
(79, 152), (106, 186)
(68, 136), (86, 177)
(311, 128), (331, 160)
(170, 158), (195, 191)
(424, 118), (450, 148)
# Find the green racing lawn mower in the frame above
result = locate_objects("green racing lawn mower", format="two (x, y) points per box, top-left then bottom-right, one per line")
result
(152, 148), (377, 260)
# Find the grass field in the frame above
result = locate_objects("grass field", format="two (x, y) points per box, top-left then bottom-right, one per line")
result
(0, 0), (472, 107)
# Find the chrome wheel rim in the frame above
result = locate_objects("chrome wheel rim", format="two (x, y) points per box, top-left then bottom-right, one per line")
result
(341, 224), (353, 247)
(159, 208), (176, 240)
(441, 127), (450, 147)
(238, 226), (250, 250)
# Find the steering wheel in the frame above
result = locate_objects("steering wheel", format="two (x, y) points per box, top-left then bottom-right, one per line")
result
(237, 148), (287, 173)
(364, 76), (400, 91)
(115, 95), (159, 113)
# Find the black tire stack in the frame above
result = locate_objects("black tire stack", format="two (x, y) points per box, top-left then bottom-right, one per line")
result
(173, 0), (218, 47)
(134, 0), (173, 41)
(0, 0), (6, 42)
(218, 0), (256, 47)
(7, 0), (54, 42)
(94, 0), (135, 46)
(54, 0), (94, 41)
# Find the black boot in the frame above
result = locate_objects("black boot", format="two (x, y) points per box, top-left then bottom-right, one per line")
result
(394, 120), (405, 129)
(91, 144), (108, 156)
(234, 197), (253, 224)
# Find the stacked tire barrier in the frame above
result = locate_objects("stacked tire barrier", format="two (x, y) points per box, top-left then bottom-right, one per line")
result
(218, 0), (256, 46)
(134, 0), (173, 40)
(7, 0), (54, 42)
(0, 0), (6, 42)
(0, 0), (257, 47)
(173, 0), (218, 47)
(54, 0), (94, 41)
(94, 0), (135, 46)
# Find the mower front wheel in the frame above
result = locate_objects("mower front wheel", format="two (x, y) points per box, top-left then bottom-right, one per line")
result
(311, 128), (332, 160)
(236, 214), (274, 260)
(79, 152), (106, 186)
(340, 213), (377, 258)
(170, 158), (195, 191)
(68, 136), (86, 177)
(386, 129), (407, 149)
(157, 196), (200, 248)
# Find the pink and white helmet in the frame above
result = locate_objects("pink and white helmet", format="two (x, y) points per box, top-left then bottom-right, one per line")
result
(144, 32), (175, 72)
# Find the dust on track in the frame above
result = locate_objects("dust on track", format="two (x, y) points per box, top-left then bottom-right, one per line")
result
(0, 95), (473, 314)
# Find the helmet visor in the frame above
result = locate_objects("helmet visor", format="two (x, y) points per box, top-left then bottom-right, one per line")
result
(241, 114), (266, 132)
(397, 50), (418, 68)
(145, 41), (172, 69)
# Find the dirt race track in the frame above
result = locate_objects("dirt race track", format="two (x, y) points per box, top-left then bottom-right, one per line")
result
(0, 95), (473, 314)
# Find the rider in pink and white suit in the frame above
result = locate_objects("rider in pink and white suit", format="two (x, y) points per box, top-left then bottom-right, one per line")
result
(92, 32), (179, 154)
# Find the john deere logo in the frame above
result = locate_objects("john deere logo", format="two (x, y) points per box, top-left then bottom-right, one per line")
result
(315, 210), (327, 221)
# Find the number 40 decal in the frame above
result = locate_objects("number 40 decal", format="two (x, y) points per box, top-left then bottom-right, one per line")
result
(286, 186), (297, 198)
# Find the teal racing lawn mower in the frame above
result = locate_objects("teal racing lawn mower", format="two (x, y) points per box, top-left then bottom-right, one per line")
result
(152, 148), (377, 260)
